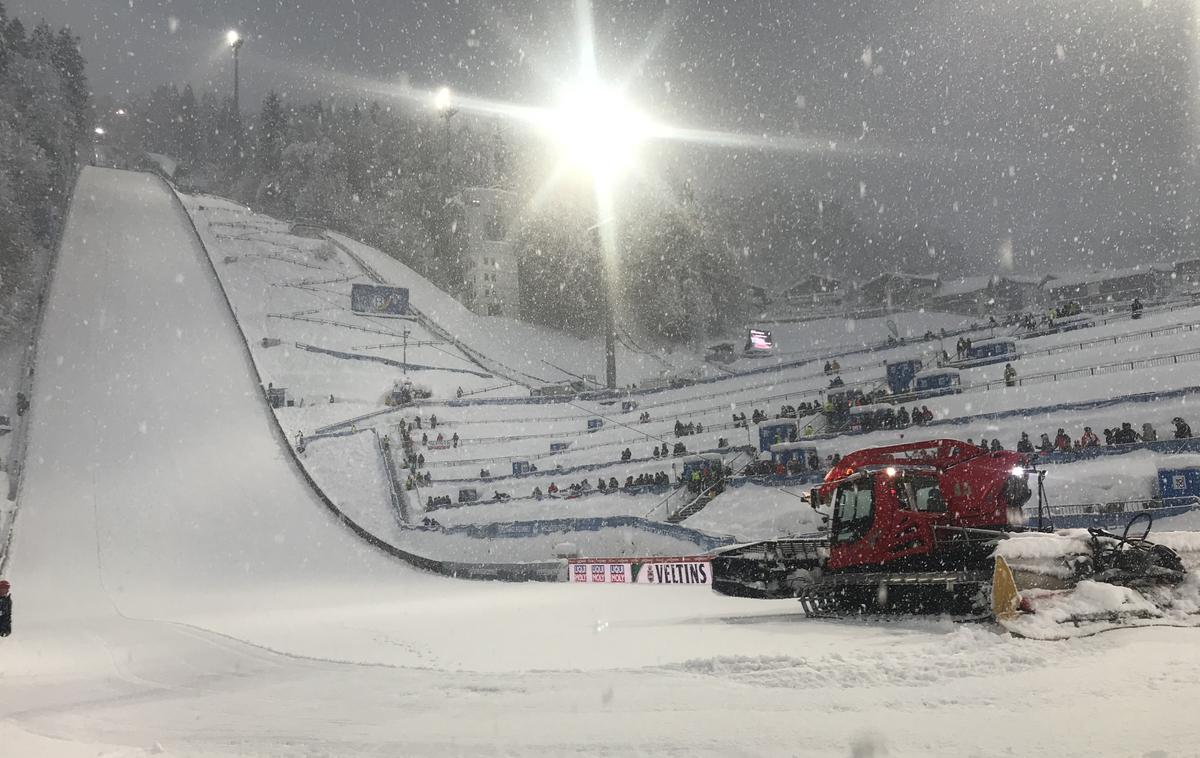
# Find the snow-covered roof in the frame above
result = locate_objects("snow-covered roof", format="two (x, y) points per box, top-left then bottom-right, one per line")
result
(914, 367), (961, 380)
(1044, 266), (1158, 290)
(935, 276), (992, 298)
(999, 274), (1047, 285)
(862, 272), (940, 288)
(849, 403), (893, 415)
(145, 152), (178, 178)
(770, 441), (819, 453)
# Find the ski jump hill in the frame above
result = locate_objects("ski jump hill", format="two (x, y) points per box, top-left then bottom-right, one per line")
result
(3, 167), (1200, 756)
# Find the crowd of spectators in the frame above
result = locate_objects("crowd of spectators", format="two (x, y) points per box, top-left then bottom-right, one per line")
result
(1015, 417), (1192, 453)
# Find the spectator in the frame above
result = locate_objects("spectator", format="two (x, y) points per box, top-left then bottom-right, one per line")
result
(990, 439), (1003, 452)
(1017, 432), (1034, 453)
(422, 433), (428, 445)
(1103, 428), (1114, 446)
(456, 386), (464, 398)
(921, 406), (934, 424)
(1114, 422), (1139, 445)
(417, 453), (425, 468)
(598, 479), (607, 492)
(804, 424), (815, 437)
(1038, 433), (1054, 452)
(1054, 428), (1071, 451)
(824, 361), (833, 374)
(1142, 423), (1158, 442)
(452, 432), (459, 448)
(661, 442), (669, 457)
(1131, 297), (1144, 320)
(1003, 363), (1017, 387)
(621, 448), (632, 461)
(609, 477), (619, 490)
(548, 482), (558, 494)
(1080, 427), (1100, 447)
(430, 414), (438, 428)
(1174, 417), (1193, 439)
(897, 406), (910, 427)
(533, 486), (543, 500)
(653, 447), (661, 460)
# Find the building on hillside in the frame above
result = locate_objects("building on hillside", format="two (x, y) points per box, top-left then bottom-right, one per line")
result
(931, 274), (1046, 315)
(1173, 258), (1200, 290)
(1042, 265), (1167, 308)
(780, 274), (843, 307)
(747, 283), (772, 309)
(457, 187), (520, 317)
(856, 272), (940, 309)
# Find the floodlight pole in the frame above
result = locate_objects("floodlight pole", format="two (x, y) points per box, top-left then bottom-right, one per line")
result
(231, 37), (244, 116)
(605, 293), (617, 389)
(402, 329), (410, 374)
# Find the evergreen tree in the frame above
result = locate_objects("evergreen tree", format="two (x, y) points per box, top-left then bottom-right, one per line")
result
(257, 90), (286, 176)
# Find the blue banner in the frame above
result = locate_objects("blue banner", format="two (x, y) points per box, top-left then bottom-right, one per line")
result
(351, 283), (409, 315)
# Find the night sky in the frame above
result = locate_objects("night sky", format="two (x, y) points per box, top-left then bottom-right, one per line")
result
(13, 0), (1200, 270)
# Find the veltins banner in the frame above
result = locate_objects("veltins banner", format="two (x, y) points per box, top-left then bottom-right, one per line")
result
(568, 557), (712, 585)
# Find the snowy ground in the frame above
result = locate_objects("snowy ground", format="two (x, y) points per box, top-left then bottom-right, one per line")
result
(6, 168), (1200, 757)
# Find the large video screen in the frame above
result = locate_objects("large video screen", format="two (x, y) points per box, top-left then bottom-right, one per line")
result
(747, 328), (774, 351)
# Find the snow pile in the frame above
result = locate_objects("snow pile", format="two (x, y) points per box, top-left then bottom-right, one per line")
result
(686, 483), (826, 540)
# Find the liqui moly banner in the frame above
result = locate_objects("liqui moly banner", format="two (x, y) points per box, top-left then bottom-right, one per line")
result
(567, 556), (712, 585)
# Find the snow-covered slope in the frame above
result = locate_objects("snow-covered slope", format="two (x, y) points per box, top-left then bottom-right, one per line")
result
(6, 168), (1200, 757)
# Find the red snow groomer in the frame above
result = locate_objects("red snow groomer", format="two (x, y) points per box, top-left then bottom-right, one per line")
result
(711, 439), (1189, 627)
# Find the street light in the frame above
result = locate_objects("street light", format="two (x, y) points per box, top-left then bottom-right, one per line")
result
(226, 29), (244, 115)
(432, 87), (458, 282)
(544, 83), (648, 180)
(541, 80), (651, 389)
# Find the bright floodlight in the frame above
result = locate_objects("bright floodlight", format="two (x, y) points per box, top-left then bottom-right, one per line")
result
(546, 83), (648, 176)
(433, 86), (453, 112)
(93, 126), (105, 136)
(226, 29), (241, 47)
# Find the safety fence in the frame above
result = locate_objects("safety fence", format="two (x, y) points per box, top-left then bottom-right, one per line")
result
(295, 341), (494, 378)
(417, 383), (1200, 488)
(1026, 496), (1200, 530)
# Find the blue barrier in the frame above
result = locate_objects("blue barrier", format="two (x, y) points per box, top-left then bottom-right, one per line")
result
(1031, 436), (1200, 465)
(433, 515), (737, 552)
(1029, 497), (1200, 530)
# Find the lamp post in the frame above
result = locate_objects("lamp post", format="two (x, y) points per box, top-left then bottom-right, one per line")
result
(226, 30), (244, 115)
(433, 87), (458, 283)
(545, 83), (648, 390)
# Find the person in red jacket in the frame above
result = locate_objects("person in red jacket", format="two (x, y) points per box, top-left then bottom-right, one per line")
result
(1054, 428), (1071, 451)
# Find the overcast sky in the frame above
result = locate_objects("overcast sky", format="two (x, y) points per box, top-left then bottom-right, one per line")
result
(13, 0), (1200, 269)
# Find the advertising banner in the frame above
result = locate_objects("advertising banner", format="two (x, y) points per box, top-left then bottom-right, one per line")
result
(351, 283), (410, 315)
(567, 556), (713, 585)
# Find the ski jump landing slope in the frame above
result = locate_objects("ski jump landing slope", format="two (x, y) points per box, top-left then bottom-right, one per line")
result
(3, 168), (1200, 757)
